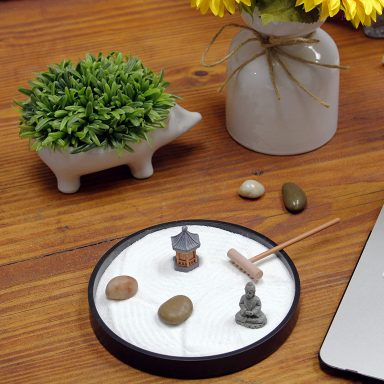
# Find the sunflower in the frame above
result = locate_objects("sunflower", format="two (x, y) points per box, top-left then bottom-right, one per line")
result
(342, 0), (384, 26)
(191, 0), (252, 17)
(296, 0), (341, 16)
(296, 0), (384, 26)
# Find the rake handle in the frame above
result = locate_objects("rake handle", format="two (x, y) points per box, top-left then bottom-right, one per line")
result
(249, 218), (340, 263)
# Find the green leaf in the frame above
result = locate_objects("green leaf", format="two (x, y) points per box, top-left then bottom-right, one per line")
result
(56, 138), (68, 147)
(48, 131), (65, 140)
(125, 83), (135, 99)
(121, 105), (135, 114)
(110, 81), (118, 97)
(19, 130), (35, 138)
(111, 110), (120, 120)
(35, 117), (52, 132)
(18, 87), (33, 96)
(143, 88), (161, 100)
(54, 110), (68, 118)
(88, 130), (101, 146)
(60, 115), (70, 131)
(85, 101), (93, 117)
(129, 117), (142, 127)
(256, 0), (320, 24)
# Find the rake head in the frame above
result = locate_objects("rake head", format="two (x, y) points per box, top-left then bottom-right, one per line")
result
(227, 248), (263, 281)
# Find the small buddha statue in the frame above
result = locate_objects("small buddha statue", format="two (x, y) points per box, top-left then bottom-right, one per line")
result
(235, 281), (267, 329)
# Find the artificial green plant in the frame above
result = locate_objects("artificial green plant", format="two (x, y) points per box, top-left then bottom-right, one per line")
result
(17, 52), (177, 153)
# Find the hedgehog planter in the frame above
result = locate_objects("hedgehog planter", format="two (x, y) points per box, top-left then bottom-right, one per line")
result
(38, 104), (202, 193)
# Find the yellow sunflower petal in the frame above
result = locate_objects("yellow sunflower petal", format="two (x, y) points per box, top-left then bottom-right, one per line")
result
(223, 0), (236, 14)
(320, 2), (332, 18)
(191, 0), (253, 16)
(372, 0), (383, 14)
(328, 0), (342, 14)
(191, 0), (210, 14)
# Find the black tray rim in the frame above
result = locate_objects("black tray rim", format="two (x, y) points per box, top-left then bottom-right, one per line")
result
(88, 219), (301, 379)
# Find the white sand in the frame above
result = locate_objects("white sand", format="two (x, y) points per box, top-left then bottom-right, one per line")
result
(95, 225), (296, 357)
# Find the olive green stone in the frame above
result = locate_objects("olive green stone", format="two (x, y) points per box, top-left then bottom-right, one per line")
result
(282, 182), (307, 213)
(105, 275), (138, 300)
(158, 295), (193, 325)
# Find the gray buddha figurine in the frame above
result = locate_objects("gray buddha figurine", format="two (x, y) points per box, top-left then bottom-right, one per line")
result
(235, 281), (267, 329)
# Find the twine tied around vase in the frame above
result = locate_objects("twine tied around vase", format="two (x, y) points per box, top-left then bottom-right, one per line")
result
(201, 23), (349, 108)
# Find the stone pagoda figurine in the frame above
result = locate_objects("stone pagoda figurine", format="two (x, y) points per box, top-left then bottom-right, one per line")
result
(171, 226), (200, 272)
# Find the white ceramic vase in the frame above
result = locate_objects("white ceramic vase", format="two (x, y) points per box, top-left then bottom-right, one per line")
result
(225, 12), (340, 155)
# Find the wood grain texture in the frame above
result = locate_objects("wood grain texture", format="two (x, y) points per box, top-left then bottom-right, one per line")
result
(0, 0), (383, 382)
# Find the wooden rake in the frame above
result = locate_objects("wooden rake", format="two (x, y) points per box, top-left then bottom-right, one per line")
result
(227, 218), (340, 281)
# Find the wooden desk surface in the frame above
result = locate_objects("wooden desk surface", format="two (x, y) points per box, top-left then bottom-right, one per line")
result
(1, 0), (383, 382)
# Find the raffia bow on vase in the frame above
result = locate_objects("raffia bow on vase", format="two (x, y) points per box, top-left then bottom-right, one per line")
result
(202, 23), (348, 108)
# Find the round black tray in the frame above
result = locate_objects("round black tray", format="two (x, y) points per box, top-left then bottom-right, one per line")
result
(88, 220), (300, 379)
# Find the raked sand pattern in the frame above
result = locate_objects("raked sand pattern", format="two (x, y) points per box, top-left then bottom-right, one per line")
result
(95, 225), (296, 357)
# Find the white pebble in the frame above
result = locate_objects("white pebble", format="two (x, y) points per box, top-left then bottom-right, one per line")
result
(238, 179), (265, 199)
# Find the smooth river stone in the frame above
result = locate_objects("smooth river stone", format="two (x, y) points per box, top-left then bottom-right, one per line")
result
(238, 180), (265, 199)
(158, 295), (193, 325)
(282, 182), (307, 213)
(105, 275), (138, 300)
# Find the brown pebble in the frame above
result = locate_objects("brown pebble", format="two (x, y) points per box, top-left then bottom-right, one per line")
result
(158, 295), (193, 325)
(105, 275), (138, 300)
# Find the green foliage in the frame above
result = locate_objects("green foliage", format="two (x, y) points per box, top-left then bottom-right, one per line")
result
(17, 52), (177, 153)
(240, 0), (319, 24)
(239, 2), (257, 16)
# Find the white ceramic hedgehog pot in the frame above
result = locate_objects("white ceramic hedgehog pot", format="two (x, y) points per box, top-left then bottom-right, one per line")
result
(38, 104), (202, 193)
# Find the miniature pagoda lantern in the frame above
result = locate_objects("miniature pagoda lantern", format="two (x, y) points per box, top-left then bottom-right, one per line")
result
(171, 226), (200, 272)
